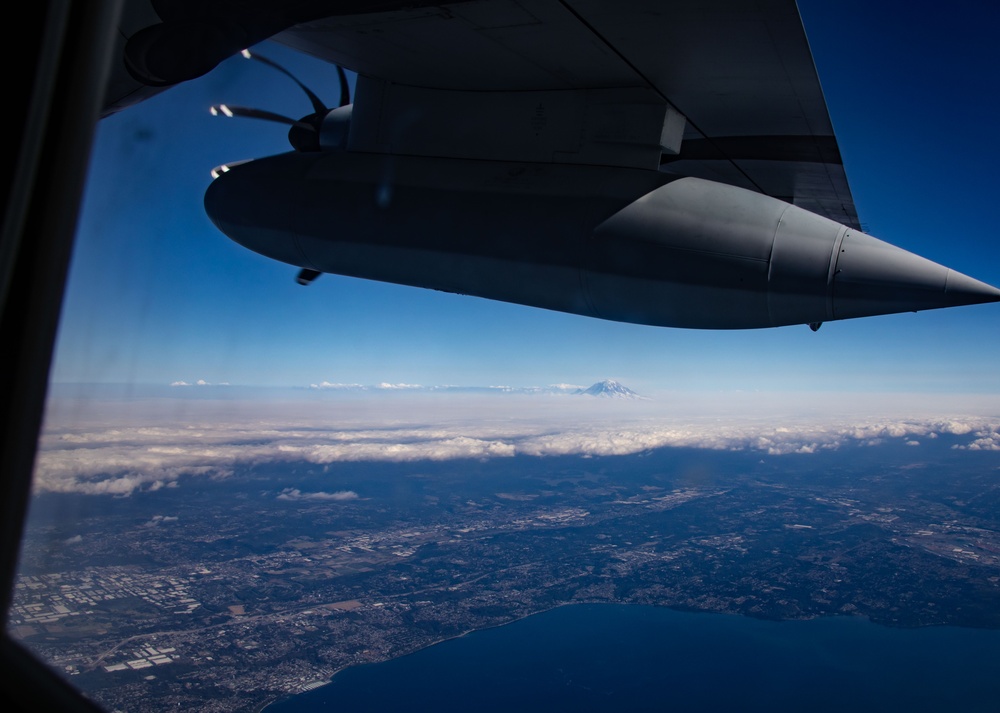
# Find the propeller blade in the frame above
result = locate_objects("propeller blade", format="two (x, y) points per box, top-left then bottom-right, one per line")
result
(215, 48), (351, 153)
(209, 104), (315, 131)
(335, 64), (350, 108)
(240, 49), (329, 116)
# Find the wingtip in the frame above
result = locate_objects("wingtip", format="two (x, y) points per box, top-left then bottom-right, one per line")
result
(945, 270), (1000, 306)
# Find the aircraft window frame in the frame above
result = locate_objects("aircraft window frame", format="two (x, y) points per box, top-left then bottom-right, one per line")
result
(1, 2), (122, 710)
(6, 2), (1000, 711)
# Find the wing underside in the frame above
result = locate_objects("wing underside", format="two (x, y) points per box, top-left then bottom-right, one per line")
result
(272, 0), (859, 228)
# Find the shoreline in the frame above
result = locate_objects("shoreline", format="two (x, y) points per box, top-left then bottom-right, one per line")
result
(259, 601), (577, 711)
(258, 603), (1000, 711)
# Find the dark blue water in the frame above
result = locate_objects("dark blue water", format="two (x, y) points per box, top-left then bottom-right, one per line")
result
(266, 604), (1000, 712)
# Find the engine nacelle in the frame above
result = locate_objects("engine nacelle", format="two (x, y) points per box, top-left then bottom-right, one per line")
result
(204, 151), (1000, 329)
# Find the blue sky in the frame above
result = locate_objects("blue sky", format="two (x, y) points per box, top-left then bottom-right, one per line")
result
(48, 0), (1000, 397)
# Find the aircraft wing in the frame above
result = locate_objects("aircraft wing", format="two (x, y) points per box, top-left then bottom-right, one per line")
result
(268, 0), (859, 228)
(107, 0), (858, 229)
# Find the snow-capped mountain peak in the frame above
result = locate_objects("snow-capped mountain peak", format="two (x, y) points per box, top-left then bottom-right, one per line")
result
(575, 379), (645, 399)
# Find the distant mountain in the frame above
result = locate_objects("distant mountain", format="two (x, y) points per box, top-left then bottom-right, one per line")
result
(575, 379), (646, 399)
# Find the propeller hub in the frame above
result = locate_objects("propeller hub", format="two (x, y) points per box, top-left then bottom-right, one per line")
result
(208, 50), (351, 153)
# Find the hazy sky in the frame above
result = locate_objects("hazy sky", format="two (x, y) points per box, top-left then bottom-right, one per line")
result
(48, 0), (1000, 397)
(33, 385), (1000, 496)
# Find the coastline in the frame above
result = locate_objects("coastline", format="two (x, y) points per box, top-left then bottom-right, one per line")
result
(258, 599), (989, 712)
(260, 601), (577, 712)
(258, 603), (1000, 713)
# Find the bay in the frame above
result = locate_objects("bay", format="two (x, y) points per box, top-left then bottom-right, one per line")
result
(266, 603), (1000, 712)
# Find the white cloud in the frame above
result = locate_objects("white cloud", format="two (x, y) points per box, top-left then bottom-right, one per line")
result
(276, 488), (359, 502)
(939, 421), (975, 435)
(955, 427), (1000, 451)
(170, 381), (190, 387)
(31, 393), (1000, 496)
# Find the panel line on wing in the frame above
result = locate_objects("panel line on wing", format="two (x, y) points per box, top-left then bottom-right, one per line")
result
(557, 0), (766, 195)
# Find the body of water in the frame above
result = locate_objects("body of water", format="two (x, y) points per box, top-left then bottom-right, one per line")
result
(266, 603), (1000, 712)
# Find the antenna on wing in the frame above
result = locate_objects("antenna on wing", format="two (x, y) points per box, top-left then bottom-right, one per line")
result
(208, 49), (351, 152)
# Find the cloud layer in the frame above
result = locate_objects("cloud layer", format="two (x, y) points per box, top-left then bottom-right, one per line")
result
(32, 392), (1000, 496)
